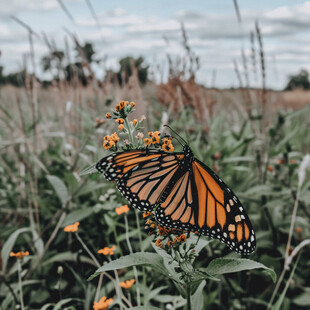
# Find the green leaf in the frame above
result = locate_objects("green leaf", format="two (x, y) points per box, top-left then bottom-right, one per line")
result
(191, 280), (206, 310)
(88, 252), (165, 280)
(1, 227), (32, 272)
(293, 292), (310, 306)
(222, 156), (254, 163)
(53, 298), (81, 310)
(46, 175), (69, 206)
(205, 258), (276, 282)
(61, 208), (94, 227)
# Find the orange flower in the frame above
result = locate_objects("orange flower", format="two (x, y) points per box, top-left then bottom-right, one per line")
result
(130, 101), (135, 107)
(115, 118), (124, 124)
(93, 296), (113, 310)
(296, 227), (302, 233)
(168, 241), (174, 247)
(10, 251), (29, 259)
(120, 279), (135, 289)
(115, 104), (121, 112)
(162, 143), (174, 152)
(119, 101), (125, 109)
(133, 119), (138, 126)
(64, 222), (80, 232)
(110, 132), (119, 143)
(98, 245), (116, 256)
(144, 138), (152, 147)
(140, 115), (146, 122)
(143, 212), (152, 218)
(103, 140), (115, 150)
(104, 135), (110, 141)
(115, 205), (130, 215)
(105, 113), (111, 119)
(290, 159), (296, 164)
(276, 158), (285, 165)
(118, 124), (124, 131)
(158, 225), (165, 235)
(155, 239), (163, 248)
(177, 234), (187, 243)
(267, 166), (273, 172)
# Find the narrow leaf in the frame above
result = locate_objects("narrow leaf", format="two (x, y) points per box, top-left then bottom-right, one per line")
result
(46, 175), (69, 206)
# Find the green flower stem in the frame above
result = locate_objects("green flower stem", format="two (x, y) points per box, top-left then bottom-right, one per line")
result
(124, 118), (134, 146)
(124, 214), (141, 306)
(17, 259), (25, 310)
(186, 283), (192, 310)
(75, 232), (100, 267)
(112, 225), (123, 256)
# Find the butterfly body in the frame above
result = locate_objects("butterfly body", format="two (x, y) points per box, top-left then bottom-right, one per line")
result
(96, 145), (256, 255)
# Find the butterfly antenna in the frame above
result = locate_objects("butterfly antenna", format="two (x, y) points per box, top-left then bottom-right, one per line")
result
(163, 125), (187, 146)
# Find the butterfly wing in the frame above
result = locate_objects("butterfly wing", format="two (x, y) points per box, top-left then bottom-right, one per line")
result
(96, 149), (183, 212)
(155, 158), (256, 255)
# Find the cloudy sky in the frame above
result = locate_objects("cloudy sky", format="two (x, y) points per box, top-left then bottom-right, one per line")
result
(1, 0), (310, 89)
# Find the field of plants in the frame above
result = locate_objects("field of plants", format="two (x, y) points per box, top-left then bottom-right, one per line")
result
(1, 3), (310, 307)
(1, 70), (310, 310)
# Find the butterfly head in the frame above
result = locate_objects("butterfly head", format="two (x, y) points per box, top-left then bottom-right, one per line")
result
(183, 144), (193, 159)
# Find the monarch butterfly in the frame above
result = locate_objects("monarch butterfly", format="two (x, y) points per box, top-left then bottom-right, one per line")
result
(95, 128), (256, 255)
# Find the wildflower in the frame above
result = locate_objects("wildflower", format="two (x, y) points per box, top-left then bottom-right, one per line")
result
(119, 100), (125, 107)
(120, 279), (135, 289)
(162, 143), (174, 152)
(93, 296), (113, 310)
(177, 234), (187, 243)
(133, 119), (138, 126)
(162, 138), (171, 145)
(124, 101), (129, 106)
(115, 205), (129, 215)
(149, 131), (160, 144)
(10, 251), (29, 259)
(168, 241), (174, 247)
(137, 132), (144, 140)
(211, 152), (222, 160)
(115, 104), (121, 112)
(64, 222), (80, 232)
(98, 245), (116, 256)
(140, 115), (146, 122)
(276, 158), (285, 165)
(296, 227), (302, 233)
(110, 132), (119, 143)
(158, 225), (165, 235)
(103, 140), (115, 150)
(267, 166), (273, 172)
(118, 124), (124, 131)
(105, 113), (112, 119)
(130, 101), (135, 107)
(115, 118), (124, 124)
(104, 135), (110, 141)
(290, 159), (296, 164)
(143, 211), (152, 218)
(144, 138), (152, 147)
(155, 239), (163, 248)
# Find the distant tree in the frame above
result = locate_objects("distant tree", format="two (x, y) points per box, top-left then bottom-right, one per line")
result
(41, 50), (65, 80)
(5, 70), (26, 87)
(117, 56), (149, 85)
(285, 69), (310, 90)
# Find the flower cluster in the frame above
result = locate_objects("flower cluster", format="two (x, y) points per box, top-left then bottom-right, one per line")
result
(64, 222), (80, 232)
(144, 131), (175, 152)
(103, 132), (120, 150)
(93, 296), (113, 310)
(10, 251), (29, 259)
(115, 205), (129, 215)
(98, 245), (116, 256)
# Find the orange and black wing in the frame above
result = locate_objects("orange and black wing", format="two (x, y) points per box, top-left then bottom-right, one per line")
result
(155, 158), (256, 255)
(96, 149), (184, 212)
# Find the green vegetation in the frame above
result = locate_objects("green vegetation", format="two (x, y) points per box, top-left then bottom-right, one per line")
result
(0, 80), (309, 309)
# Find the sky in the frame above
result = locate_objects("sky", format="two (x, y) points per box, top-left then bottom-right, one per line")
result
(1, 0), (310, 89)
